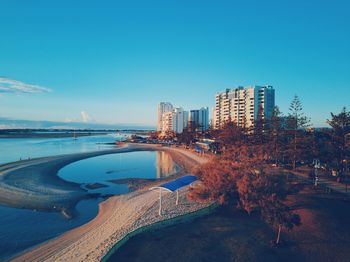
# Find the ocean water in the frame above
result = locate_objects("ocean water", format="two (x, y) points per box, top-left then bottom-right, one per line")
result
(0, 135), (179, 261)
(0, 133), (125, 165)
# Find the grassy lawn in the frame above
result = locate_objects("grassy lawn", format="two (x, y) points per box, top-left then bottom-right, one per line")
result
(108, 184), (350, 262)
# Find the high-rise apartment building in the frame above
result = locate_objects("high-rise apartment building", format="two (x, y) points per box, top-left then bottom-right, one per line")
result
(172, 107), (186, 134)
(188, 107), (209, 132)
(157, 102), (209, 134)
(157, 102), (173, 131)
(160, 107), (186, 134)
(214, 85), (275, 129)
(161, 111), (174, 133)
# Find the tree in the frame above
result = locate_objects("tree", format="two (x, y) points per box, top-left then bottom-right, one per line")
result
(266, 106), (286, 165)
(216, 121), (246, 151)
(188, 158), (241, 204)
(189, 144), (262, 204)
(261, 197), (301, 244)
(148, 131), (160, 140)
(287, 95), (311, 169)
(250, 105), (267, 145)
(159, 130), (176, 141)
(327, 107), (350, 175)
(236, 170), (300, 244)
(176, 128), (196, 146)
(190, 144), (301, 244)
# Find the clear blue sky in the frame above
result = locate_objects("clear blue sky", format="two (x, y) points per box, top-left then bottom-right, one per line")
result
(0, 0), (349, 127)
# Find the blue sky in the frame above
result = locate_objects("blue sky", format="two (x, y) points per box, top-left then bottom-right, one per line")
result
(0, 0), (349, 127)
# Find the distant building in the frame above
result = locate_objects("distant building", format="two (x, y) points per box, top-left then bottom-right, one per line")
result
(188, 107), (209, 132)
(214, 85), (275, 129)
(161, 107), (186, 134)
(157, 102), (173, 131)
(161, 111), (174, 133)
(172, 107), (185, 134)
(183, 110), (189, 130)
(158, 102), (208, 134)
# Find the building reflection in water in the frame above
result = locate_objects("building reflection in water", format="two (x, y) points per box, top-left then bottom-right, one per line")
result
(156, 151), (179, 178)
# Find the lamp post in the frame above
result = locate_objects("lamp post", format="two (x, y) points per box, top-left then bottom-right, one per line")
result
(343, 159), (348, 192)
(313, 159), (320, 187)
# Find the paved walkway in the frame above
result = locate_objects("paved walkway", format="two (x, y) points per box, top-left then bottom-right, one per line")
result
(286, 169), (350, 196)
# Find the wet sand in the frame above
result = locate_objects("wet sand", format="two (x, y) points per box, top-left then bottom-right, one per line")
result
(8, 144), (210, 261)
(0, 143), (150, 212)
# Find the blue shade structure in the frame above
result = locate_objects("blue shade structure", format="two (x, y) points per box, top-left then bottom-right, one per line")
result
(154, 175), (197, 192)
(150, 175), (198, 216)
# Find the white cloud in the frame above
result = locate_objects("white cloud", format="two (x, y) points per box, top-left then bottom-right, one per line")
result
(64, 111), (95, 123)
(0, 77), (52, 94)
(81, 111), (94, 123)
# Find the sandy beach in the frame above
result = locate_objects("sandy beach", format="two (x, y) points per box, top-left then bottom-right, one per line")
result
(7, 143), (210, 261)
(0, 143), (145, 212)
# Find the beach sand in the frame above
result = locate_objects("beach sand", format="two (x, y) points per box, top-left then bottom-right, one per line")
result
(9, 144), (210, 262)
(0, 144), (140, 212)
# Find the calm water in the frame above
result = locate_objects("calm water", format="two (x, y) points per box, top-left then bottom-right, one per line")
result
(0, 136), (179, 261)
(0, 133), (125, 165)
(59, 151), (180, 195)
(0, 199), (99, 261)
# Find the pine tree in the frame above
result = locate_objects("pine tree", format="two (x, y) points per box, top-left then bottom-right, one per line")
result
(250, 105), (267, 145)
(267, 106), (286, 165)
(237, 171), (300, 245)
(327, 107), (350, 175)
(287, 95), (311, 169)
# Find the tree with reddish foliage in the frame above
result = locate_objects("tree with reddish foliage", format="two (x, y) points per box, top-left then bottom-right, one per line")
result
(148, 131), (161, 140)
(327, 107), (350, 175)
(261, 199), (301, 245)
(249, 105), (267, 146)
(266, 106), (287, 165)
(189, 144), (301, 245)
(188, 155), (241, 204)
(176, 128), (196, 146)
(159, 130), (176, 141)
(237, 170), (300, 244)
(215, 121), (246, 151)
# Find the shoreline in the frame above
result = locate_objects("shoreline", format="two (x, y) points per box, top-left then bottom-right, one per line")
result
(10, 143), (210, 262)
(0, 143), (154, 212)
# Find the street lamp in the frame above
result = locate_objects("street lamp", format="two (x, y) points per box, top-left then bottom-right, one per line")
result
(313, 159), (320, 187)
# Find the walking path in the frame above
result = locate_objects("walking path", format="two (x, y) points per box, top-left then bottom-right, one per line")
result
(286, 169), (350, 196)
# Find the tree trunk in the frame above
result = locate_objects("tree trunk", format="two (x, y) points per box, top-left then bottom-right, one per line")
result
(276, 224), (282, 245)
(293, 121), (297, 170)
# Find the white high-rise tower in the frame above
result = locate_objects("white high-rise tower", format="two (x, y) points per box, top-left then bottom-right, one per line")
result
(214, 85), (275, 129)
(157, 102), (173, 131)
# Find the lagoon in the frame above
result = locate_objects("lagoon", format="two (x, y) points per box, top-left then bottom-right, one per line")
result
(0, 137), (179, 261)
(59, 150), (180, 195)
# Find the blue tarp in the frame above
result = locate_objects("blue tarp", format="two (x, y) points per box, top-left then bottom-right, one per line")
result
(159, 175), (197, 192)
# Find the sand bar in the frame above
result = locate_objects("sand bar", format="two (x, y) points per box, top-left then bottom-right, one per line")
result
(0, 143), (150, 211)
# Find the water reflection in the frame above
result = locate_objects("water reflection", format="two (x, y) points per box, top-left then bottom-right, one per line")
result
(59, 151), (180, 195)
(156, 151), (179, 178)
